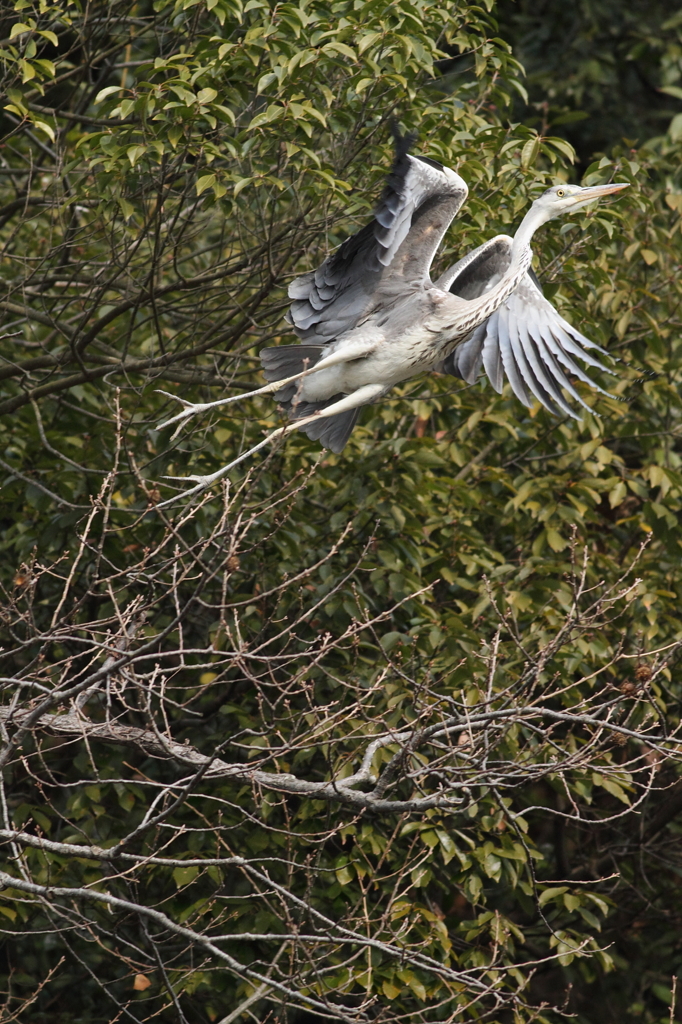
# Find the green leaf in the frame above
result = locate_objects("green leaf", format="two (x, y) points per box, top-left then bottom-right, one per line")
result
(585, 893), (610, 916)
(335, 865), (353, 885)
(32, 119), (55, 143)
(482, 852), (502, 880)
(609, 480), (627, 508)
(95, 86), (124, 104)
(357, 32), (382, 55)
(665, 193), (682, 212)
(593, 774), (631, 804)
(436, 830), (456, 864)
(248, 104), (283, 129)
(546, 528), (566, 552)
(233, 176), (253, 197)
(19, 59), (35, 81)
(354, 77), (374, 95)
(410, 866), (432, 887)
(173, 865), (199, 887)
(539, 886), (568, 906)
(322, 41), (357, 60)
(118, 197), (135, 220)
(382, 979), (401, 999)
(126, 144), (146, 166)
(547, 136), (577, 162)
(652, 983), (672, 1006)
(669, 112), (682, 142)
(397, 969), (427, 1001)
(465, 874), (483, 901)
(196, 173), (217, 195)
(256, 72), (277, 94)
(34, 58), (55, 77)
(520, 137), (540, 167)
(380, 631), (408, 652)
(10, 21), (33, 39)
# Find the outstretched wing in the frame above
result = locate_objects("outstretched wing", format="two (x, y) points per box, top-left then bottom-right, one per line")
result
(436, 237), (613, 417)
(287, 130), (468, 344)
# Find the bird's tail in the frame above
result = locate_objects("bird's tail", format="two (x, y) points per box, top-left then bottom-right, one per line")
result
(260, 346), (360, 453)
(260, 345), (324, 400)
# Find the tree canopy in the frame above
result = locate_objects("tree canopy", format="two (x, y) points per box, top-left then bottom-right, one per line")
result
(1, 1), (682, 1022)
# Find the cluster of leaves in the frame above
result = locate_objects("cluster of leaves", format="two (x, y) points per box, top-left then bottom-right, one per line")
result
(496, 0), (682, 163)
(1, 0), (682, 1022)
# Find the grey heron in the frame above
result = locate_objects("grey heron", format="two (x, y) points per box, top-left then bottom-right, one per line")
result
(158, 132), (626, 502)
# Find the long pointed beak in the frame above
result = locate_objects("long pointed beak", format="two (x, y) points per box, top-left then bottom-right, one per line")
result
(576, 182), (629, 203)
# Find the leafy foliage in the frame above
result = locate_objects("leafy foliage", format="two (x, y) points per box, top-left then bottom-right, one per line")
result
(1, 1), (682, 1022)
(497, 0), (682, 162)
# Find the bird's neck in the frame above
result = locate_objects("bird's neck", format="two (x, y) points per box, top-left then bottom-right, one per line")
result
(462, 206), (548, 324)
(511, 203), (547, 261)
(434, 205), (548, 342)
(446, 240), (533, 332)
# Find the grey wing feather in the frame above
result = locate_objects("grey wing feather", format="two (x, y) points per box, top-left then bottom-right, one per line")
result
(434, 235), (511, 385)
(482, 330), (504, 393)
(436, 236), (511, 388)
(521, 310), (580, 416)
(287, 130), (467, 345)
(506, 304), (567, 415)
(497, 302), (532, 407)
(459, 325), (486, 383)
(444, 322), (486, 384)
(437, 236), (613, 415)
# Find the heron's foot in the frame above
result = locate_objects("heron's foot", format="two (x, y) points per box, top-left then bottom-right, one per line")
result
(156, 433), (278, 508)
(155, 391), (244, 438)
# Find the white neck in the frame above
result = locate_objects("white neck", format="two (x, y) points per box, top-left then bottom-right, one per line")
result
(511, 203), (550, 261)
(452, 203), (551, 329)
(434, 202), (552, 342)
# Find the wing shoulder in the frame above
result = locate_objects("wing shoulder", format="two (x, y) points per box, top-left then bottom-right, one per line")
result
(287, 132), (468, 343)
(374, 144), (467, 270)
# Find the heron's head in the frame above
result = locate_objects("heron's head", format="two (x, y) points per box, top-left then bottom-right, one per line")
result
(533, 182), (629, 221)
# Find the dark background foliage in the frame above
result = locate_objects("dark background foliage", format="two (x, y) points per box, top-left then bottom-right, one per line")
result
(497, 0), (682, 162)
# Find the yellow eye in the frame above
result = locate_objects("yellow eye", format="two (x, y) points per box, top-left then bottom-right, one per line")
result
(556, 188), (565, 197)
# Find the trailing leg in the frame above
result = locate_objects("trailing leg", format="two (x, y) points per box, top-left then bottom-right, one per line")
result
(158, 383), (385, 507)
(156, 338), (378, 435)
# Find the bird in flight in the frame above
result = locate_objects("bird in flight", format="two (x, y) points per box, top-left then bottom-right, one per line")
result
(158, 130), (626, 502)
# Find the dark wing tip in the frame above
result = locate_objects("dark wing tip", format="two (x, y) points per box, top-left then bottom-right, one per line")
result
(390, 120), (417, 158)
(389, 123), (443, 171)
